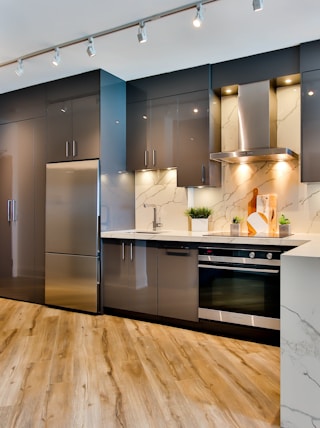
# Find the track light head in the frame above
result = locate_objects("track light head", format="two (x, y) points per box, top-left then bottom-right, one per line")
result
(15, 59), (24, 77)
(137, 22), (147, 43)
(193, 3), (204, 28)
(52, 48), (61, 66)
(87, 37), (96, 57)
(252, 0), (263, 12)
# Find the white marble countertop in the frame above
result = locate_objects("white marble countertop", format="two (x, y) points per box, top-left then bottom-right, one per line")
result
(101, 229), (320, 255)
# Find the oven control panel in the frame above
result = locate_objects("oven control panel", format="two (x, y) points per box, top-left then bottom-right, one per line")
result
(197, 245), (295, 267)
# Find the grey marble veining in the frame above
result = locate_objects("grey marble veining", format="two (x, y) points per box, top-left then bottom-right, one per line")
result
(281, 254), (320, 427)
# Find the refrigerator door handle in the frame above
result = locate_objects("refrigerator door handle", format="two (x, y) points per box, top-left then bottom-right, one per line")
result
(65, 141), (69, 158)
(96, 257), (101, 285)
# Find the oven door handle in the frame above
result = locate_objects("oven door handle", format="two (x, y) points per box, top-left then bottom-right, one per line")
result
(198, 264), (280, 274)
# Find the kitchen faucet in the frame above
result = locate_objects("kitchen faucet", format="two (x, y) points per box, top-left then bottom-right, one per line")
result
(143, 203), (163, 231)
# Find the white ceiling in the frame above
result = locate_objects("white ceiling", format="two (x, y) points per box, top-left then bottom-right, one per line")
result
(1, 0), (320, 94)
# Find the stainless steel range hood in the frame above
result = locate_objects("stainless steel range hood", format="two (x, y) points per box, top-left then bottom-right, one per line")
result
(210, 80), (299, 164)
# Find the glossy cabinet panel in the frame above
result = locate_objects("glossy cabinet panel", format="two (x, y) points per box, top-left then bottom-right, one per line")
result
(0, 118), (46, 303)
(103, 239), (199, 322)
(46, 95), (100, 162)
(103, 240), (158, 315)
(175, 90), (220, 187)
(157, 245), (198, 321)
(126, 65), (221, 186)
(126, 96), (177, 170)
(301, 70), (320, 182)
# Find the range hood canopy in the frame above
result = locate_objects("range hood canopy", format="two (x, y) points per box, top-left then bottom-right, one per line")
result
(210, 80), (299, 164)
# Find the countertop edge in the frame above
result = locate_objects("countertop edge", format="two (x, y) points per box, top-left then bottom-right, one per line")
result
(101, 230), (319, 257)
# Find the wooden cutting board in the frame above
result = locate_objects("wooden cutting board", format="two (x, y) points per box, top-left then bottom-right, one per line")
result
(247, 212), (269, 234)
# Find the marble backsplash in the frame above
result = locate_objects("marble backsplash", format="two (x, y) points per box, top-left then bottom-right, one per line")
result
(135, 84), (320, 234)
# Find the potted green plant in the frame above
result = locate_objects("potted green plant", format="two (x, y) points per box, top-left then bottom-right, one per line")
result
(185, 206), (212, 232)
(279, 213), (291, 237)
(230, 216), (243, 236)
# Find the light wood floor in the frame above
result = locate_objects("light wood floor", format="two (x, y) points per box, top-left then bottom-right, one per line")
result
(0, 298), (280, 428)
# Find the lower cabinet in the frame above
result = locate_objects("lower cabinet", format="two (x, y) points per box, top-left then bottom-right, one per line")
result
(103, 239), (158, 315)
(103, 239), (199, 322)
(157, 243), (198, 321)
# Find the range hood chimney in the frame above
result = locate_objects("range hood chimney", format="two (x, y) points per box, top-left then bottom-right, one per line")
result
(210, 80), (299, 164)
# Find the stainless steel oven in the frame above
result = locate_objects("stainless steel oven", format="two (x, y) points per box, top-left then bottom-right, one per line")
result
(198, 245), (290, 330)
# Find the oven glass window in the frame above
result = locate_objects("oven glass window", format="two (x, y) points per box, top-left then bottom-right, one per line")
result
(199, 268), (280, 318)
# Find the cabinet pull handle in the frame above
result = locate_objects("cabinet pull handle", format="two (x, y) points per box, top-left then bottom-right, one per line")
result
(201, 164), (205, 184)
(65, 141), (69, 158)
(130, 242), (133, 261)
(72, 140), (77, 157)
(144, 150), (148, 167)
(7, 200), (12, 222)
(96, 257), (101, 285)
(122, 242), (125, 261)
(152, 149), (156, 166)
(12, 199), (17, 222)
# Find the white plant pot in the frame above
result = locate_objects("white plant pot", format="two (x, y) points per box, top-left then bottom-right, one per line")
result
(279, 224), (291, 237)
(230, 223), (241, 236)
(191, 218), (208, 232)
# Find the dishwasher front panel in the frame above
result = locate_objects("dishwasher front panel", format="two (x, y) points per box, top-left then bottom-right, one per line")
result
(157, 244), (198, 322)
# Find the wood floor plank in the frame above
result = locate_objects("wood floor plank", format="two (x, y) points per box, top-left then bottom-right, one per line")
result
(0, 298), (280, 427)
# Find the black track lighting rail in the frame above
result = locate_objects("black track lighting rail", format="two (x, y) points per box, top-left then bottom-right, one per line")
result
(0, 0), (219, 70)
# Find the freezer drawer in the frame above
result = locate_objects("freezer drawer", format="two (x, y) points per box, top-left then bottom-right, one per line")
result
(45, 253), (100, 313)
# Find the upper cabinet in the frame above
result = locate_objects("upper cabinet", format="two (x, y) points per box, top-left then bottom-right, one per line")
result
(46, 95), (100, 162)
(301, 70), (320, 182)
(126, 94), (177, 170)
(174, 90), (221, 187)
(45, 70), (104, 163)
(300, 41), (320, 182)
(126, 65), (221, 187)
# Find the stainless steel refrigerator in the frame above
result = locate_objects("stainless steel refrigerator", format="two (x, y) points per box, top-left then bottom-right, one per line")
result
(45, 160), (101, 313)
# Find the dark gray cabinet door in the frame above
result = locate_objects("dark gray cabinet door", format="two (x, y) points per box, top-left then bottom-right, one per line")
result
(157, 245), (198, 321)
(126, 100), (148, 170)
(175, 91), (211, 187)
(149, 96), (177, 169)
(0, 118), (46, 303)
(47, 95), (100, 162)
(103, 240), (158, 315)
(46, 100), (72, 162)
(126, 96), (177, 170)
(0, 143), (12, 279)
(301, 70), (320, 182)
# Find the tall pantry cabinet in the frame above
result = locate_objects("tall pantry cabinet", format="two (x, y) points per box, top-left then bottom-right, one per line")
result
(0, 86), (46, 303)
